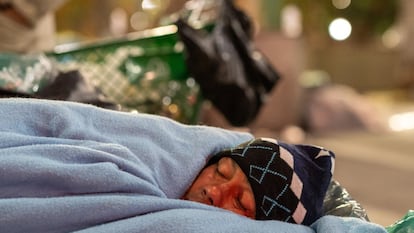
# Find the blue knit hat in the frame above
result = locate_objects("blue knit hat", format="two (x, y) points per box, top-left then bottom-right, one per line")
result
(208, 138), (335, 225)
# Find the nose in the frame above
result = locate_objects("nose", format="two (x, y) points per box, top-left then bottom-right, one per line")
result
(204, 182), (235, 207)
(204, 184), (222, 206)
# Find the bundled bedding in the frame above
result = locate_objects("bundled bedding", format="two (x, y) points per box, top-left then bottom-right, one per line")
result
(0, 98), (386, 233)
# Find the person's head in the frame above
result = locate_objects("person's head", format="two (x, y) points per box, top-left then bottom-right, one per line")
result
(182, 156), (256, 218)
(183, 138), (335, 225)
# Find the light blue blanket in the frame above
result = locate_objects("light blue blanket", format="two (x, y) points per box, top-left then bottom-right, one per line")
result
(0, 98), (386, 233)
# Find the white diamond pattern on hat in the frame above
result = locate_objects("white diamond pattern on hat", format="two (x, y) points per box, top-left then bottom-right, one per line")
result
(280, 145), (303, 199)
(292, 201), (307, 224)
(232, 142), (274, 158)
(261, 195), (291, 217)
(249, 152), (287, 184)
(315, 148), (330, 159)
(280, 147), (294, 168)
(290, 172), (303, 199)
(315, 148), (335, 175)
(276, 183), (290, 200)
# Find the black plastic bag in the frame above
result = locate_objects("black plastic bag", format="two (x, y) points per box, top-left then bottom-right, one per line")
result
(36, 70), (119, 109)
(323, 180), (370, 221)
(1, 70), (118, 110)
(176, 0), (280, 126)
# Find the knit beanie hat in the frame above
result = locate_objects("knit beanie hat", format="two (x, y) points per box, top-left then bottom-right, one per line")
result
(207, 138), (335, 225)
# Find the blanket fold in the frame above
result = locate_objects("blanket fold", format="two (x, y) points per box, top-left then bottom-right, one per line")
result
(0, 98), (386, 233)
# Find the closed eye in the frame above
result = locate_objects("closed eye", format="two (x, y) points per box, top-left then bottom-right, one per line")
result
(235, 198), (247, 211)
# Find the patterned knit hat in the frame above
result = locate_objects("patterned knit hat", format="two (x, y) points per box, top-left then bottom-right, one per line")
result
(208, 138), (335, 225)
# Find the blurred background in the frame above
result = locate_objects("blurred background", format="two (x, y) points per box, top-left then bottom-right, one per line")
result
(54, 0), (411, 93)
(1, 0), (413, 227)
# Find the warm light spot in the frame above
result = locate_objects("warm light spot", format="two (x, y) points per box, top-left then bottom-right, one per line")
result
(329, 18), (352, 41)
(186, 78), (196, 88)
(162, 96), (172, 106)
(109, 7), (128, 36)
(382, 27), (402, 49)
(168, 104), (179, 114)
(144, 71), (156, 81)
(389, 111), (414, 131)
(332, 0), (351, 9)
(142, 0), (160, 10)
(130, 11), (150, 31)
(281, 4), (302, 38)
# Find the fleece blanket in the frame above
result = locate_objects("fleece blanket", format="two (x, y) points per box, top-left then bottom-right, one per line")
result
(0, 98), (386, 233)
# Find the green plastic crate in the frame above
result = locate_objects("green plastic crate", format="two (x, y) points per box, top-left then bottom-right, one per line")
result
(48, 25), (202, 124)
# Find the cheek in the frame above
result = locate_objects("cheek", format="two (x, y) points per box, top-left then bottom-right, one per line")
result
(241, 192), (256, 216)
(224, 205), (255, 219)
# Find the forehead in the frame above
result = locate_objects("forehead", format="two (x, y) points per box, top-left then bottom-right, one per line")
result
(217, 157), (250, 183)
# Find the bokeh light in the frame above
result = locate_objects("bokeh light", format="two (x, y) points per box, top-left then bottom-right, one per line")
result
(389, 111), (414, 131)
(332, 0), (351, 9)
(281, 4), (302, 38)
(109, 7), (128, 36)
(130, 11), (151, 31)
(142, 0), (161, 10)
(382, 27), (402, 49)
(329, 18), (352, 41)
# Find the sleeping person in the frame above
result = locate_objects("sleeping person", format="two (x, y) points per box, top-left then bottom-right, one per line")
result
(183, 138), (335, 226)
(0, 98), (386, 233)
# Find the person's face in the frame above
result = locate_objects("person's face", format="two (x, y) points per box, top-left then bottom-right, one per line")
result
(182, 157), (256, 219)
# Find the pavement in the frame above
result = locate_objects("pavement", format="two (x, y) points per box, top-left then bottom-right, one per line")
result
(309, 130), (414, 227)
(307, 92), (414, 227)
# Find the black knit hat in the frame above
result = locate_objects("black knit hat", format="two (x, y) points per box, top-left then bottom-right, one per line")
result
(208, 138), (335, 225)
